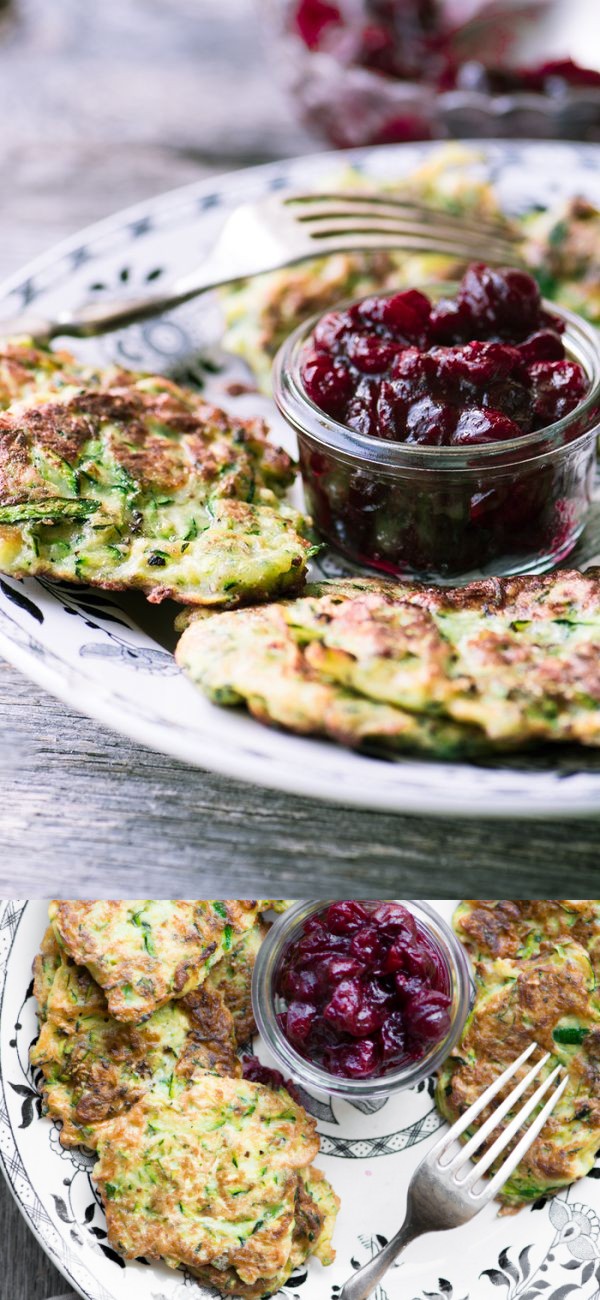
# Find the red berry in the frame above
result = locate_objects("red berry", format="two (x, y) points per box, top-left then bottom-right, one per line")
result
(405, 397), (456, 446)
(452, 407), (521, 445)
(371, 902), (416, 934)
(323, 1038), (380, 1078)
(301, 351), (353, 418)
(404, 990), (452, 1043)
(325, 901), (371, 934)
(313, 309), (355, 353)
(286, 1000), (317, 1043)
(346, 333), (400, 373)
(529, 360), (588, 425)
(458, 263), (541, 337)
(380, 1011), (407, 1061)
(517, 329), (565, 364)
(323, 977), (386, 1037)
(360, 289), (431, 343)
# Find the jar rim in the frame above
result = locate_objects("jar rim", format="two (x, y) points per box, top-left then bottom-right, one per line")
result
(252, 899), (474, 1100)
(273, 293), (600, 472)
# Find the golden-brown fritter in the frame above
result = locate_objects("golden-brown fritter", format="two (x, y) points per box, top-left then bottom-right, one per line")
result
(49, 899), (263, 1022)
(206, 918), (269, 1045)
(454, 900), (600, 968)
(31, 939), (241, 1149)
(94, 1073), (338, 1297)
(0, 349), (310, 607)
(438, 931), (600, 1208)
(177, 570), (600, 758)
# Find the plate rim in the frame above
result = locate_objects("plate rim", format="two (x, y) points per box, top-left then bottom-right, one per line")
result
(2, 139), (600, 818)
(2, 614), (600, 819)
(0, 900), (112, 1300)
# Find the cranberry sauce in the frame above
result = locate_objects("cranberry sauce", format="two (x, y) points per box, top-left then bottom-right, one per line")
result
(241, 1053), (303, 1103)
(300, 265), (588, 447)
(275, 901), (452, 1080)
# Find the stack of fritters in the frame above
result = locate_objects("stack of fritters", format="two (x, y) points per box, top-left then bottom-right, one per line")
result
(437, 900), (600, 1209)
(0, 341), (311, 606)
(31, 900), (338, 1297)
(175, 572), (600, 759)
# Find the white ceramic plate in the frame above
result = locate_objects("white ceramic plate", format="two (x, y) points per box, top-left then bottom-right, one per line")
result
(1, 141), (600, 818)
(3, 899), (600, 1300)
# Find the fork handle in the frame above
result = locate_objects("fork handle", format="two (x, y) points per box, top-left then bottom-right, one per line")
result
(0, 281), (214, 345)
(338, 1217), (422, 1300)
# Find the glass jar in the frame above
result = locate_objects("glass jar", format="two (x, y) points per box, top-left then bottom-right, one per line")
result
(252, 899), (473, 1101)
(262, 0), (600, 146)
(273, 298), (600, 584)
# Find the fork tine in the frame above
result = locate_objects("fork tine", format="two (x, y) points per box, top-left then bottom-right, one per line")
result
(459, 1061), (566, 1192)
(285, 192), (520, 241)
(297, 232), (523, 266)
(302, 216), (516, 260)
(292, 198), (516, 239)
(430, 1043), (537, 1160)
(474, 1071), (569, 1202)
(444, 1050), (552, 1174)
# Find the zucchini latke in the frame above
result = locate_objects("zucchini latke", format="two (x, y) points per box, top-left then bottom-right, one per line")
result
(0, 343), (310, 607)
(437, 900), (600, 1209)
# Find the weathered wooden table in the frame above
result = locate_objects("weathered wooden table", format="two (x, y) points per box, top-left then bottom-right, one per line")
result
(0, 0), (599, 912)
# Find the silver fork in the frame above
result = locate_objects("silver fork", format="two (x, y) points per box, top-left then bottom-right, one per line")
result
(0, 190), (523, 344)
(339, 1042), (569, 1300)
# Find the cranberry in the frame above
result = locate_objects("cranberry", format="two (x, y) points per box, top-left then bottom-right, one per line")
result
(286, 1000), (317, 1043)
(376, 379), (407, 440)
(399, 940), (436, 981)
(380, 939), (410, 974)
(404, 990), (452, 1043)
(390, 346), (433, 390)
(241, 1054), (302, 1104)
(324, 977), (386, 1037)
(346, 333), (400, 373)
(346, 379), (379, 437)
(371, 902), (416, 934)
(380, 1011), (407, 1061)
(517, 329), (565, 364)
(458, 264), (542, 338)
(405, 396), (456, 446)
(313, 309), (355, 352)
(435, 341), (519, 388)
(324, 1038), (381, 1078)
(360, 289), (431, 343)
(325, 901), (371, 934)
(302, 351), (353, 418)
(453, 407), (521, 445)
(529, 360), (588, 425)
(281, 966), (320, 1001)
(429, 297), (472, 344)
(349, 925), (384, 965)
(394, 973), (426, 1002)
(316, 955), (364, 988)
(481, 379), (532, 431)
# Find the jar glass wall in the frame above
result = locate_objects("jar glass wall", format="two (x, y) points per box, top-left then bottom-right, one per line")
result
(274, 298), (600, 584)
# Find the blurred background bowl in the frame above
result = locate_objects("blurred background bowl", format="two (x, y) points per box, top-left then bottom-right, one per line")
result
(262, 0), (600, 146)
